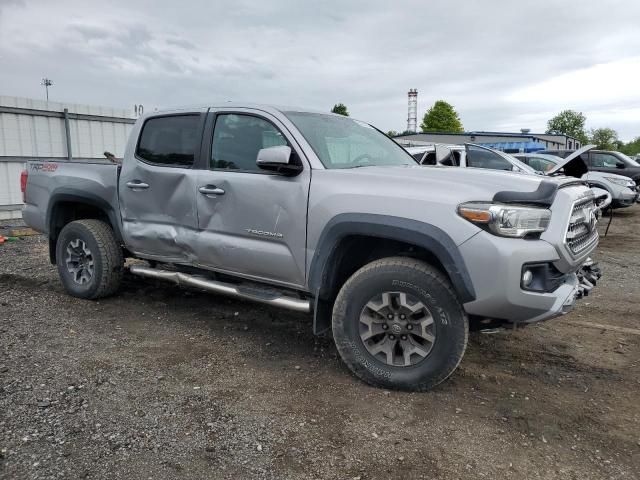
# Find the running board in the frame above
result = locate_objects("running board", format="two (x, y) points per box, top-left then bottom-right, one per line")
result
(129, 265), (311, 313)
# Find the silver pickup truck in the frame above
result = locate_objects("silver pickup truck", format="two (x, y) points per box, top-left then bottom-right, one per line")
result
(21, 104), (601, 391)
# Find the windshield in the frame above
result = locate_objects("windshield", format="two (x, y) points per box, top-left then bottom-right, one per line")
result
(505, 154), (540, 174)
(284, 112), (416, 169)
(618, 152), (640, 166)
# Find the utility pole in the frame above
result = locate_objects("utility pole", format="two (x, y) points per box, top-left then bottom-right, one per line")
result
(41, 78), (53, 102)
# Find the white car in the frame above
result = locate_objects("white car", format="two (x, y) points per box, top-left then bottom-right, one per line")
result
(407, 143), (613, 211)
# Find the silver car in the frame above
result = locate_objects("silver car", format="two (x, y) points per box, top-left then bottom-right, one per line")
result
(513, 151), (639, 208)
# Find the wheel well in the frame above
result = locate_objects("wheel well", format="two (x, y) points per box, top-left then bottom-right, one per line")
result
(320, 235), (450, 302)
(48, 202), (113, 264)
(312, 234), (452, 335)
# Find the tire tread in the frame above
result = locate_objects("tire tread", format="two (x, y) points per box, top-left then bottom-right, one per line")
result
(57, 219), (123, 299)
(332, 256), (468, 391)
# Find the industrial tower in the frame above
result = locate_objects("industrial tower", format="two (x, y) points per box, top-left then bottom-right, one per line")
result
(407, 89), (418, 133)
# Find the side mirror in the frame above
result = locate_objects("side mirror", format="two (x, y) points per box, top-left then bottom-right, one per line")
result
(616, 161), (625, 169)
(256, 146), (302, 175)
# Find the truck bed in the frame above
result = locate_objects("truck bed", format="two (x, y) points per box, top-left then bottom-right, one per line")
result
(22, 160), (120, 235)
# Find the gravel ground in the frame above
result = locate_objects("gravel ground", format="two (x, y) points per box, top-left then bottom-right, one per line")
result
(1, 210), (639, 480)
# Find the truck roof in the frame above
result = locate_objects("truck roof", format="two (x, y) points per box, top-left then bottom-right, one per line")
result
(142, 103), (347, 118)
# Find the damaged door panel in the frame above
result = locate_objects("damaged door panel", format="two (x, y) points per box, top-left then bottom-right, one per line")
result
(118, 113), (205, 261)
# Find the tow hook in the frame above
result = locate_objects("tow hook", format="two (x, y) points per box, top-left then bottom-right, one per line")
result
(576, 258), (602, 299)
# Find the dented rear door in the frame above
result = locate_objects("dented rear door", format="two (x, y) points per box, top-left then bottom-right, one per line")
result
(119, 112), (206, 261)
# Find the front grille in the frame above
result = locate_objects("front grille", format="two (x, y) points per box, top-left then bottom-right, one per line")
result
(565, 196), (598, 256)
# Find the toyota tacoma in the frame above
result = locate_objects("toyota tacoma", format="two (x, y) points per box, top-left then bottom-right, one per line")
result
(21, 104), (601, 390)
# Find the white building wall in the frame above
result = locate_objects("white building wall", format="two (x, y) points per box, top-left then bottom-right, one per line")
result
(0, 95), (135, 218)
(0, 161), (25, 220)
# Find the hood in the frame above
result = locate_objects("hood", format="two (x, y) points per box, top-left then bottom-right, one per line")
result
(330, 164), (581, 203)
(546, 144), (595, 177)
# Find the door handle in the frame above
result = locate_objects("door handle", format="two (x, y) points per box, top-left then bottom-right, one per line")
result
(126, 181), (150, 190)
(199, 186), (225, 196)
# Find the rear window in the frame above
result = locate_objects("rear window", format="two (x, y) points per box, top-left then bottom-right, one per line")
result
(136, 115), (200, 167)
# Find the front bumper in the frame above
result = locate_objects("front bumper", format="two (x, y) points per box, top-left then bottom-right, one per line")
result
(612, 188), (639, 208)
(460, 231), (599, 325)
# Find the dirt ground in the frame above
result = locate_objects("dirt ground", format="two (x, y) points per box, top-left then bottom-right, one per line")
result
(1, 208), (639, 480)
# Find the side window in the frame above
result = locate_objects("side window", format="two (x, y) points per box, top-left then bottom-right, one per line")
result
(211, 114), (288, 171)
(136, 115), (200, 167)
(591, 153), (619, 168)
(422, 152), (436, 165)
(466, 145), (513, 171)
(529, 157), (555, 172)
(411, 152), (425, 162)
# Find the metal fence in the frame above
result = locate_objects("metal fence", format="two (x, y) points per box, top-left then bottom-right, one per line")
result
(0, 96), (136, 219)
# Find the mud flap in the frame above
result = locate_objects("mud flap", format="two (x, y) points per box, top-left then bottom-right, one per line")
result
(313, 294), (332, 335)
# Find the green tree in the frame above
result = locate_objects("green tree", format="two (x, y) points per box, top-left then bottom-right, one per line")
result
(420, 100), (463, 133)
(619, 136), (640, 156)
(546, 110), (588, 145)
(386, 130), (400, 137)
(589, 127), (619, 150)
(331, 103), (349, 116)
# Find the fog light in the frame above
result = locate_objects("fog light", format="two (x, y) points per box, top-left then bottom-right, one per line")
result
(522, 269), (533, 287)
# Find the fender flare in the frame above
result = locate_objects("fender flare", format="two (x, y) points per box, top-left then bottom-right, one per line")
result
(46, 188), (123, 242)
(308, 213), (477, 304)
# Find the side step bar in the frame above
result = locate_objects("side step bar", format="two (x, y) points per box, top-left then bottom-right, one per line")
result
(129, 265), (311, 313)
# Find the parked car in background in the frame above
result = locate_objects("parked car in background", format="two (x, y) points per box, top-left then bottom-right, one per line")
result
(539, 149), (640, 185)
(21, 104), (602, 391)
(406, 143), (537, 172)
(513, 151), (639, 208)
(407, 143), (613, 212)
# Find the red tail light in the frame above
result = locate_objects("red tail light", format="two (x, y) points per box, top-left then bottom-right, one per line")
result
(20, 169), (28, 202)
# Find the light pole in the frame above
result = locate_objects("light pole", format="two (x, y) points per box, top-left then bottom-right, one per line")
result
(41, 78), (53, 101)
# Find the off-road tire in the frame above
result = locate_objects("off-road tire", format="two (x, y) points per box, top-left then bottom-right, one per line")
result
(332, 256), (468, 391)
(55, 219), (123, 299)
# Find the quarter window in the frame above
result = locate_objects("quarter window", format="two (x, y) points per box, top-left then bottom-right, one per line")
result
(211, 114), (288, 171)
(136, 115), (200, 167)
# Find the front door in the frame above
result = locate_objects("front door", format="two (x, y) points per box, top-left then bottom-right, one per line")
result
(194, 110), (310, 288)
(119, 112), (205, 260)
(588, 152), (625, 175)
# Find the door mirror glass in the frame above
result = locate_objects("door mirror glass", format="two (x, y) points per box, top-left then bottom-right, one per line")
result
(256, 145), (302, 175)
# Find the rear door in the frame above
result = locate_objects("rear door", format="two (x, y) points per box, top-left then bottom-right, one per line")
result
(193, 109), (311, 288)
(119, 112), (206, 260)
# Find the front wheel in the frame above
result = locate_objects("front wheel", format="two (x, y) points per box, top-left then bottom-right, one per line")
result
(332, 257), (468, 391)
(55, 219), (123, 299)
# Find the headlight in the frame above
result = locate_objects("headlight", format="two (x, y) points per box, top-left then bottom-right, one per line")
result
(604, 176), (635, 188)
(457, 202), (551, 238)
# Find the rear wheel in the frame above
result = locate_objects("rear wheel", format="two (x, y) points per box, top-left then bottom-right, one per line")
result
(332, 257), (468, 391)
(55, 219), (123, 299)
